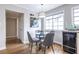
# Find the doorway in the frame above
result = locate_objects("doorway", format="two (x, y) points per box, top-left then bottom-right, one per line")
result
(6, 10), (24, 49)
(6, 17), (17, 38)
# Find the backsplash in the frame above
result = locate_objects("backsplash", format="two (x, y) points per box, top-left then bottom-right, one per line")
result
(66, 24), (79, 30)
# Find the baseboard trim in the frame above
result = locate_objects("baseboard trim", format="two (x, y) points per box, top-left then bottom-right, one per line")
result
(21, 40), (29, 44)
(0, 46), (6, 50)
(6, 36), (17, 39)
(54, 41), (63, 46)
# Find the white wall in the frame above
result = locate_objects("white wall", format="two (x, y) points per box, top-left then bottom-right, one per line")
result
(17, 14), (24, 43)
(54, 31), (63, 45)
(0, 7), (6, 50)
(77, 33), (79, 54)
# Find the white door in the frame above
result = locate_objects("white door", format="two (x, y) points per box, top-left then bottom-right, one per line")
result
(6, 18), (17, 38)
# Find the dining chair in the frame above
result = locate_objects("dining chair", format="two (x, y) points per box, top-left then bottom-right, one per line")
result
(27, 31), (40, 53)
(39, 32), (54, 54)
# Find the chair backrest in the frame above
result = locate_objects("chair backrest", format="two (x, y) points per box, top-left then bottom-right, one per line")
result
(27, 32), (33, 43)
(43, 32), (54, 46)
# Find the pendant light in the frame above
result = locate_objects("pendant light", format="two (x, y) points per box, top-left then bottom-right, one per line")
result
(38, 4), (45, 18)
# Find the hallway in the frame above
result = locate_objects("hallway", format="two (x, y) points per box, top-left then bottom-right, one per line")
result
(3, 38), (26, 53)
(6, 38), (23, 49)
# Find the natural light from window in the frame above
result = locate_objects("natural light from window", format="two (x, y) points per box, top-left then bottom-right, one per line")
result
(73, 8), (79, 25)
(45, 12), (64, 30)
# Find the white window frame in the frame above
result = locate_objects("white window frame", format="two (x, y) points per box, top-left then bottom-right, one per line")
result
(72, 6), (79, 26)
(45, 16), (53, 30)
(52, 13), (64, 30)
(45, 11), (64, 31)
(53, 13), (64, 30)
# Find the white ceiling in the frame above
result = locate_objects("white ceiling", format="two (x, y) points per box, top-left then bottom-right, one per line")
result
(14, 4), (63, 13)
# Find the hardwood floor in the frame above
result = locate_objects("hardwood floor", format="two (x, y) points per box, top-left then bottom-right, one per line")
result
(0, 38), (68, 54)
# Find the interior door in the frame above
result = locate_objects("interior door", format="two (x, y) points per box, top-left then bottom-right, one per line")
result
(6, 18), (17, 38)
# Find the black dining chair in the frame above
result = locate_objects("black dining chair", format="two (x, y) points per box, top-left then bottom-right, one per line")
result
(39, 32), (54, 54)
(27, 31), (40, 53)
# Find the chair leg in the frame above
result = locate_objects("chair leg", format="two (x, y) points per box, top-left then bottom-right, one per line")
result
(29, 44), (30, 48)
(51, 45), (55, 54)
(36, 42), (38, 54)
(48, 46), (50, 49)
(30, 44), (33, 54)
(44, 46), (46, 54)
(38, 43), (42, 51)
(29, 44), (31, 53)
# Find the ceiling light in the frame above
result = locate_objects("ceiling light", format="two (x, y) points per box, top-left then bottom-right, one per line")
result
(38, 4), (45, 18)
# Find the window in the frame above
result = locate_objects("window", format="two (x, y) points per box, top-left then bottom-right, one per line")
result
(52, 13), (64, 30)
(45, 12), (64, 30)
(73, 8), (79, 25)
(45, 16), (53, 30)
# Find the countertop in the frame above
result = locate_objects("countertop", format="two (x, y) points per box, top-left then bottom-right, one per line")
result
(63, 30), (79, 33)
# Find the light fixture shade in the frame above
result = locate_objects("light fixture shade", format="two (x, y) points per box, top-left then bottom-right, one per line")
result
(38, 12), (45, 18)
